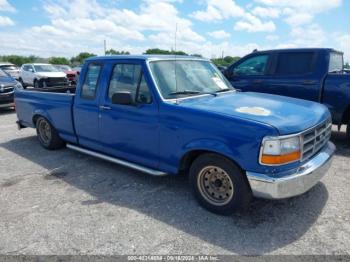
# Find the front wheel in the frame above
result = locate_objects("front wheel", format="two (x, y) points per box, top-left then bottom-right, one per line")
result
(34, 79), (40, 88)
(189, 153), (252, 215)
(36, 117), (65, 150)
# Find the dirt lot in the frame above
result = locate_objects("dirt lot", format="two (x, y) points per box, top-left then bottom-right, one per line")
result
(0, 109), (349, 255)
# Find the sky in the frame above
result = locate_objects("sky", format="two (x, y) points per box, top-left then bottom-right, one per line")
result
(0, 0), (349, 61)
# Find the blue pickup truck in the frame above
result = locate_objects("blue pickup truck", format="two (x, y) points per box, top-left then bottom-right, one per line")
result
(223, 48), (350, 137)
(15, 55), (335, 215)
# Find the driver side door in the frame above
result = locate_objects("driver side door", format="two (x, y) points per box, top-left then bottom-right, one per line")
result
(98, 61), (159, 169)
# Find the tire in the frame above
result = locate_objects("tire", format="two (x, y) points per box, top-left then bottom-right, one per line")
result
(19, 78), (26, 88)
(347, 121), (350, 139)
(36, 117), (65, 150)
(189, 153), (252, 215)
(34, 79), (40, 88)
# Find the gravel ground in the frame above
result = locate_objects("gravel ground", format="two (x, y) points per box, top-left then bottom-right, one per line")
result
(0, 109), (349, 255)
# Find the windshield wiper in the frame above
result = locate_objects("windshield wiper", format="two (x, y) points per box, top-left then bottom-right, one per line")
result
(168, 90), (202, 96)
(215, 88), (233, 93)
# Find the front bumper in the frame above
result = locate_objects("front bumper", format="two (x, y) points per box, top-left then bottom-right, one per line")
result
(246, 141), (335, 199)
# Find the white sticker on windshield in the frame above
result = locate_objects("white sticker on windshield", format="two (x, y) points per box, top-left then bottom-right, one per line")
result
(212, 77), (227, 90)
(236, 107), (271, 116)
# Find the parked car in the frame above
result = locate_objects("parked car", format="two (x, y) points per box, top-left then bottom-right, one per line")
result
(0, 62), (20, 80)
(223, 48), (350, 138)
(54, 64), (79, 85)
(72, 66), (82, 74)
(15, 55), (335, 215)
(19, 63), (68, 88)
(0, 69), (21, 108)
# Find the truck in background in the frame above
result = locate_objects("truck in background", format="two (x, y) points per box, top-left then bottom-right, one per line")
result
(223, 48), (350, 138)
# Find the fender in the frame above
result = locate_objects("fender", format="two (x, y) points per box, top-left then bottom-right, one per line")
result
(32, 109), (54, 127)
(180, 138), (243, 169)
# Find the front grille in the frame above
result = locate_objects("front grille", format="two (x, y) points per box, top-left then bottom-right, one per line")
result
(0, 86), (14, 94)
(301, 118), (332, 161)
(42, 77), (68, 87)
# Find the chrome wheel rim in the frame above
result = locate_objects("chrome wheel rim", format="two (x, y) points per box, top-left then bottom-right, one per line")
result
(38, 120), (51, 144)
(197, 166), (234, 206)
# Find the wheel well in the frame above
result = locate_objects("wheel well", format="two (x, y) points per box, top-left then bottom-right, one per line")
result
(32, 114), (42, 126)
(179, 150), (243, 175)
(342, 106), (350, 125)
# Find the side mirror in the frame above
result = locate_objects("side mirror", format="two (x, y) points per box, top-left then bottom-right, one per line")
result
(112, 91), (134, 105)
(224, 68), (234, 79)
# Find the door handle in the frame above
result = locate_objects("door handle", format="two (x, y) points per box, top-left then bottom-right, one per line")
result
(302, 80), (316, 85)
(99, 105), (111, 110)
(253, 79), (263, 84)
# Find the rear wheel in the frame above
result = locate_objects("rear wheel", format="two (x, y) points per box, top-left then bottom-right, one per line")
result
(189, 153), (252, 215)
(347, 121), (350, 139)
(36, 117), (65, 150)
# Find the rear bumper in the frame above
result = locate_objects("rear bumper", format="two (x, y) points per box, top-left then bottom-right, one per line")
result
(246, 141), (335, 199)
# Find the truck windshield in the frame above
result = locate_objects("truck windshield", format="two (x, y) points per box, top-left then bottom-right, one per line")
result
(329, 52), (343, 72)
(0, 65), (18, 70)
(0, 69), (8, 77)
(34, 65), (59, 72)
(149, 60), (233, 99)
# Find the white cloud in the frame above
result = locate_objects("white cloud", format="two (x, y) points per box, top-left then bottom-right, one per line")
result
(0, 0), (206, 57)
(255, 0), (341, 12)
(252, 6), (280, 18)
(208, 30), (231, 39)
(290, 24), (326, 46)
(0, 15), (14, 26)
(334, 34), (350, 62)
(283, 10), (313, 26)
(255, 0), (342, 26)
(234, 14), (276, 32)
(0, 0), (16, 12)
(191, 0), (244, 22)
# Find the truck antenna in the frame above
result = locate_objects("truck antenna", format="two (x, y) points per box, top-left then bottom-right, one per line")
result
(174, 23), (178, 104)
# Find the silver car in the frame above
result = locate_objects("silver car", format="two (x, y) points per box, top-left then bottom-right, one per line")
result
(0, 63), (20, 80)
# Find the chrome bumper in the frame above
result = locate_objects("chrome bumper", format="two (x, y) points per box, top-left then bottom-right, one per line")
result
(246, 142), (335, 199)
(0, 102), (14, 108)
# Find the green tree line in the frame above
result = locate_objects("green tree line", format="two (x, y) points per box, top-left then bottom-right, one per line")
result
(0, 49), (239, 68)
(1, 49), (349, 68)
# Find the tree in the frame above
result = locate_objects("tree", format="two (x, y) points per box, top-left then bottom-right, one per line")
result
(211, 56), (241, 67)
(144, 48), (188, 56)
(0, 55), (38, 66)
(49, 57), (70, 65)
(70, 52), (96, 65)
(345, 62), (350, 69)
(105, 49), (130, 55)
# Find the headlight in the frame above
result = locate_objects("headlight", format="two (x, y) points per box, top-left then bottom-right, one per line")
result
(15, 82), (23, 89)
(260, 136), (301, 165)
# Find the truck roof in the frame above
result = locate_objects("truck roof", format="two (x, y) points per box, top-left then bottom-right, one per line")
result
(250, 47), (343, 55)
(86, 55), (208, 62)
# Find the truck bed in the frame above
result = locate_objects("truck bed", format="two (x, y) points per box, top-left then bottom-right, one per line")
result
(15, 87), (78, 144)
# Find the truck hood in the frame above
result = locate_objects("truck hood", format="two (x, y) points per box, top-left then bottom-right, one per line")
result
(176, 92), (330, 135)
(35, 72), (66, 78)
(0, 75), (17, 85)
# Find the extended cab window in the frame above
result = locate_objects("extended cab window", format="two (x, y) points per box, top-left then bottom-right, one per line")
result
(233, 55), (268, 76)
(275, 52), (314, 75)
(108, 64), (152, 104)
(329, 52), (343, 73)
(81, 63), (102, 99)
